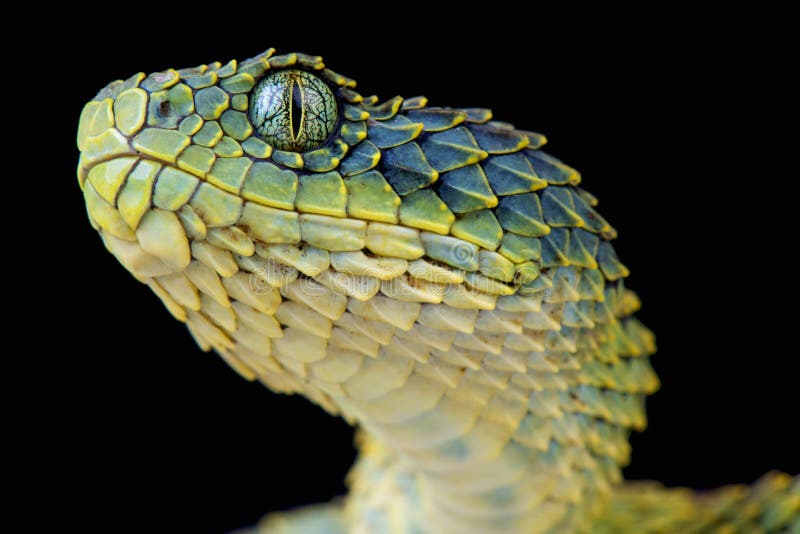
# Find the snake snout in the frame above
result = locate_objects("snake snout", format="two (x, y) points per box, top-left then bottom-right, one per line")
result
(76, 78), (203, 284)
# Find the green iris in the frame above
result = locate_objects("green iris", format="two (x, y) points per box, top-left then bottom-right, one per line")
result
(249, 70), (338, 152)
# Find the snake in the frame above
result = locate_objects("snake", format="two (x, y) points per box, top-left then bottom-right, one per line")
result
(76, 48), (799, 533)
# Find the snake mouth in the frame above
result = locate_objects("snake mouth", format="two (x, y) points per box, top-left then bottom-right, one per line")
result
(78, 138), (530, 319)
(76, 124), (546, 306)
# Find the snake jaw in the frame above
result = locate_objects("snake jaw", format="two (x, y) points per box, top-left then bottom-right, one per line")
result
(75, 49), (675, 533)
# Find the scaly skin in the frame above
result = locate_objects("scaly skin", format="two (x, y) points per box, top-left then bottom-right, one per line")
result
(77, 49), (799, 533)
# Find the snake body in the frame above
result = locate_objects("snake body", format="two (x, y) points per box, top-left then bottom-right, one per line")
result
(77, 48), (799, 533)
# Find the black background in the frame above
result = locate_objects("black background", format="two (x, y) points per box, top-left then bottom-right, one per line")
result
(17, 16), (797, 534)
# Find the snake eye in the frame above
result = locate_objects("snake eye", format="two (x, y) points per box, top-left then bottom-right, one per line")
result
(248, 70), (338, 152)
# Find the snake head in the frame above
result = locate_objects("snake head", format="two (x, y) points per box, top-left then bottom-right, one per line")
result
(76, 47), (630, 370)
(75, 48), (393, 281)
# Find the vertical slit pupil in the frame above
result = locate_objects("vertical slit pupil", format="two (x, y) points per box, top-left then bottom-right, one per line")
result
(291, 80), (304, 141)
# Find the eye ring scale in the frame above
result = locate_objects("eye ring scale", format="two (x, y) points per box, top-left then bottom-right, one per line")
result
(248, 69), (338, 152)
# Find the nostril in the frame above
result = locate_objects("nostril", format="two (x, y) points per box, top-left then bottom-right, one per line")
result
(158, 100), (172, 117)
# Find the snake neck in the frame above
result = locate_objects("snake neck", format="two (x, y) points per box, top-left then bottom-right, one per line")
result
(343, 422), (617, 534)
(326, 292), (655, 534)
